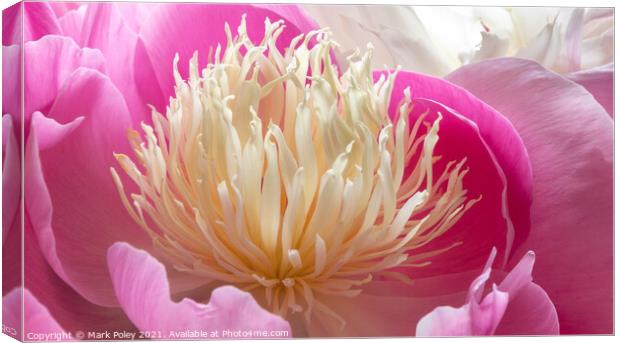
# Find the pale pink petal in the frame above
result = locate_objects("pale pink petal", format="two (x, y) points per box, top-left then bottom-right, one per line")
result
(107, 242), (291, 335)
(415, 249), (508, 336)
(24, 69), (151, 307)
(24, 35), (105, 122)
(566, 63), (614, 117)
(381, 70), (533, 259)
(49, 2), (81, 17)
(415, 288), (508, 337)
(23, 2), (62, 42)
(136, 4), (317, 112)
(447, 57), (612, 334)
(3, 288), (68, 341)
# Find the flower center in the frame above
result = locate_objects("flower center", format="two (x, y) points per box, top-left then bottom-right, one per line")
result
(111, 16), (475, 326)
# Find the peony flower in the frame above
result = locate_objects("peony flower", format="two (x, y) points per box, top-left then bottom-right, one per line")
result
(2, 1), (612, 339)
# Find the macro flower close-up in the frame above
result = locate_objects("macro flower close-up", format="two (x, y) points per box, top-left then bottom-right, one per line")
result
(1, 1), (614, 340)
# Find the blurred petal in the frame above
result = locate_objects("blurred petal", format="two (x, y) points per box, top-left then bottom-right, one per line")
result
(24, 35), (105, 122)
(303, 5), (453, 76)
(24, 217), (136, 334)
(3, 288), (67, 340)
(3, 2), (22, 45)
(73, 3), (149, 124)
(516, 9), (584, 73)
(2, 44), (20, 120)
(23, 2), (62, 42)
(566, 63), (614, 117)
(108, 242), (291, 335)
(2, 115), (19, 245)
(447, 57), (612, 334)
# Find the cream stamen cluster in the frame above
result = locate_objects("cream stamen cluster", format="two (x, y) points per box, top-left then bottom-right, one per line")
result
(111, 16), (476, 326)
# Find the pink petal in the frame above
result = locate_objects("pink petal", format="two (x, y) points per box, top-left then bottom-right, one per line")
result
(3, 2), (22, 45)
(380, 69), (533, 259)
(2, 200), (21, 296)
(23, 2), (62, 42)
(24, 216), (136, 334)
(447, 57), (612, 333)
(2, 44), (20, 121)
(49, 2), (81, 17)
(415, 288), (509, 337)
(3, 288), (67, 341)
(136, 4), (317, 112)
(56, 6), (85, 44)
(415, 249), (508, 336)
(387, 98), (514, 281)
(71, 3), (150, 124)
(107, 242), (291, 336)
(416, 249), (557, 336)
(495, 283), (559, 335)
(24, 69), (151, 307)
(24, 35), (105, 122)
(2, 115), (20, 246)
(306, 272), (484, 337)
(566, 63), (614, 117)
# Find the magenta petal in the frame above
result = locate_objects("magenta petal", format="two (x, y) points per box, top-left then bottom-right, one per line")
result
(25, 69), (151, 306)
(389, 99), (513, 280)
(2, 44), (20, 120)
(3, 288), (67, 341)
(2, 115), (20, 246)
(24, 35), (105, 122)
(447, 57), (612, 334)
(566, 63), (614, 117)
(3, 2), (22, 45)
(136, 4), (316, 111)
(379, 69), (533, 257)
(107, 242), (291, 335)
(23, 2), (62, 42)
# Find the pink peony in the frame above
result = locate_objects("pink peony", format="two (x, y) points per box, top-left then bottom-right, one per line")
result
(2, 1), (612, 339)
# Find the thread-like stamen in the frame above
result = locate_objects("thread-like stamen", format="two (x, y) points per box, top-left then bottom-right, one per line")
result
(111, 16), (476, 325)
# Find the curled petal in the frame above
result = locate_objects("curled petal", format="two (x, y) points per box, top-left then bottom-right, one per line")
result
(24, 68), (150, 307)
(416, 249), (558, 336)
(381, 70), (533, 261)
(24, 35), (106, 122)
(107, 242), (291, 336)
